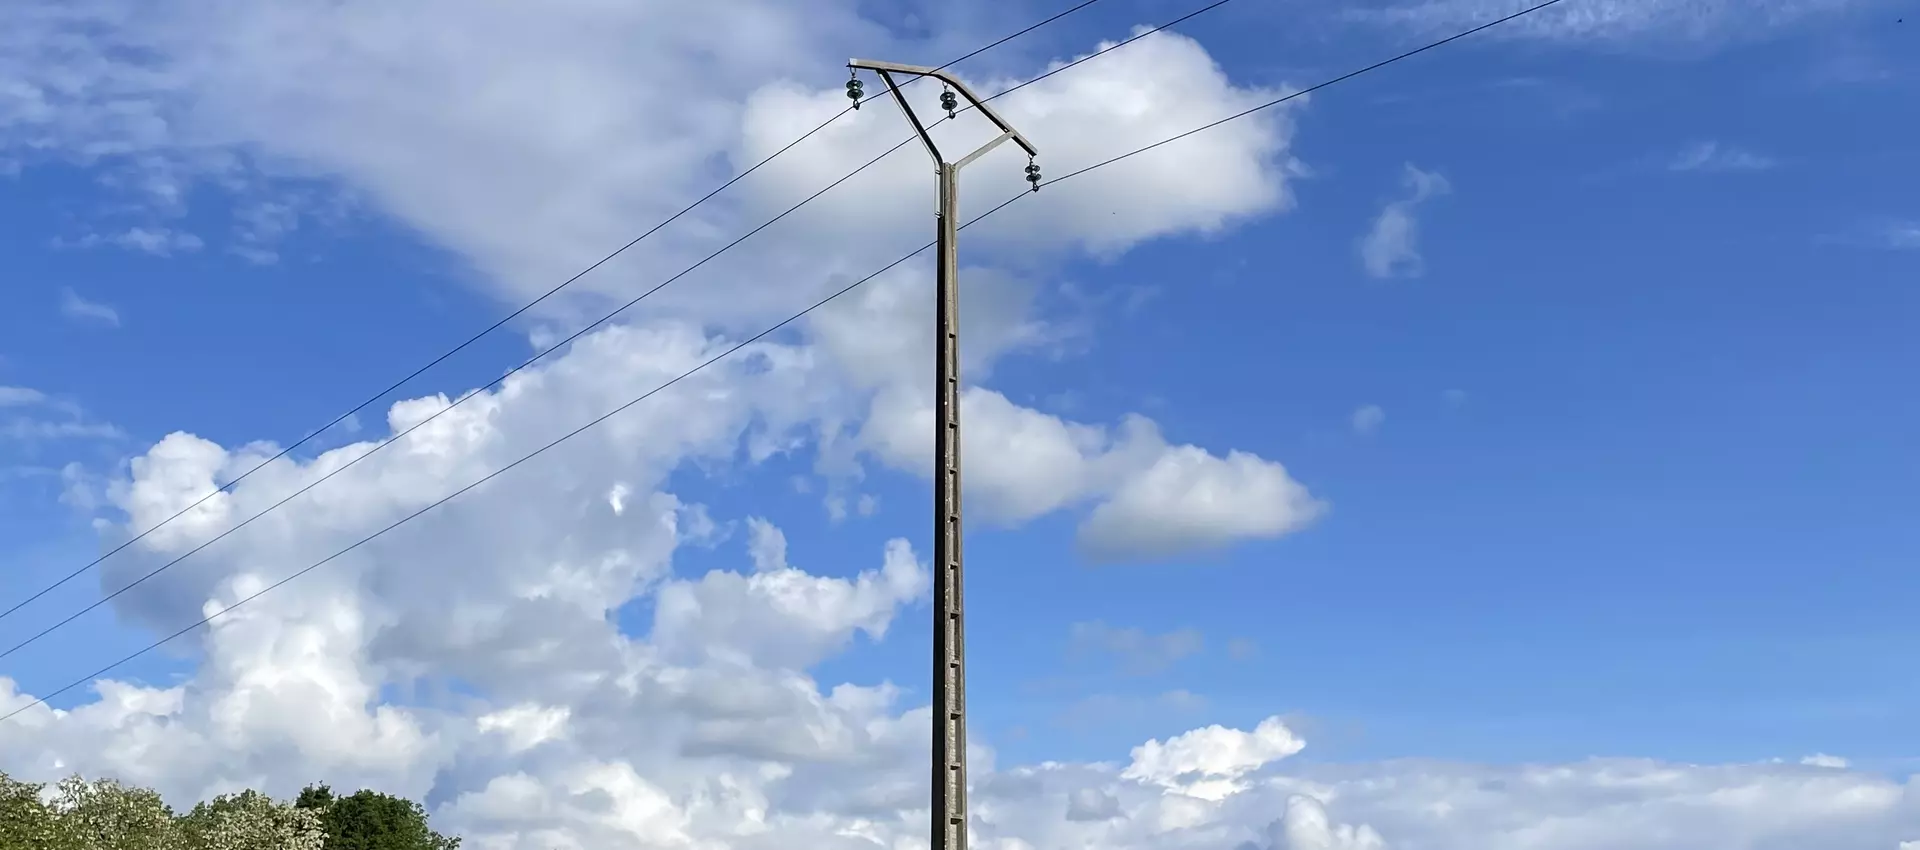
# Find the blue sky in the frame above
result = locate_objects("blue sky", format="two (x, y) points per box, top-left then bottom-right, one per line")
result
(2, 0), (1918, 846)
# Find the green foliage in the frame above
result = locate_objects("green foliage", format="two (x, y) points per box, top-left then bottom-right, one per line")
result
(0, 771), (458, 850)
(0, 773), (69, 850)
(51, 776), (182, 850)
(317, 790), (460, 850)
(179, 790), (326, 850)
(293, 785), (334, 813)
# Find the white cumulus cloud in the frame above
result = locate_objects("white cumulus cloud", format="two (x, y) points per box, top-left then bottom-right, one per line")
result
(1264, 795), (1388, 850)
(1122, 716), (1306, 800)
(3, 3), (1917, 850)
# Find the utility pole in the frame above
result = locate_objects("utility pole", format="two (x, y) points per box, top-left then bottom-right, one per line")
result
(843, 59), (1039, 850)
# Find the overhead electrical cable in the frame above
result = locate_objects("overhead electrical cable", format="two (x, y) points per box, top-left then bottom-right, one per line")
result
(0, 0), (1175, 627)
(0, 0), (1572, 725)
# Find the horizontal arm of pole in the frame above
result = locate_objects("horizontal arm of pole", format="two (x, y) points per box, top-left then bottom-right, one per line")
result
(849, 58), (1039, 159)
(954, 130), (1014, 171)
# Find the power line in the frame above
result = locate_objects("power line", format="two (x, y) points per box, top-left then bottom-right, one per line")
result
(0, 0), (1571, 725)
(0, 0), (1238, 666)
(0, 0), (1140, 629)
(0, 0), (1242, 664)
(0, 0), (1118, 626)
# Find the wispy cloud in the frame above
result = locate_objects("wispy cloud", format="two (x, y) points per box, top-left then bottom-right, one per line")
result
(1824, 220), (1920, 251)
(1668, 141), (1777, 173)
(1068, 621), (1205, 676)
(0, 386), (49, 407)
(0, 404), (118, 510)
(1355, 0), (1880, 48)
(59, 287), (121, 327)
(1879, 221), (1920, 250)
(0, 385), (124, 445)
(230, 199), (302, 265)
(1351, 404), (1387, 435)
(1226, 637), (1259, 660)
(1053, 690), (1208, 729)
(0, 419), (124, 441)
(1359, 163), (1450, 280)
(70, 226), (204, 257)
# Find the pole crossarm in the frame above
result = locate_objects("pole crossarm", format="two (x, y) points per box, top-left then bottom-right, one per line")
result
(848, 58), (1040, 165)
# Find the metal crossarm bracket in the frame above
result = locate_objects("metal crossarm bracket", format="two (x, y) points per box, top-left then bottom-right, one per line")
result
(848, 58), (1040, 166)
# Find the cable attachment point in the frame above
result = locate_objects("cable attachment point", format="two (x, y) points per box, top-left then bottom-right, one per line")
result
(1025, 158), (1042, 192)
(940, 86), (958, 119)
(846, 69), (864, 109)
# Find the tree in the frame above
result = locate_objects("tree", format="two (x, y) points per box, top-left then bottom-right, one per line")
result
(179, 790), (326, 850)
(317, 789), (460, 850)
(49, 775), (183, 850)
(0, 772), (70, 850)
(0, 772), (460, 850)
(293, 785), (334, 813)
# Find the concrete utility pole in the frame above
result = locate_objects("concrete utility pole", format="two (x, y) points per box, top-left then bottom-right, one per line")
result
(843, 59), (1039, 850)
